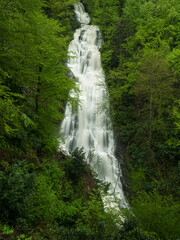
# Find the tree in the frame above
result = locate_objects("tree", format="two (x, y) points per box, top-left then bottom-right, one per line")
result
(0, 0), (77, 153)
(134, 50), (173, 162)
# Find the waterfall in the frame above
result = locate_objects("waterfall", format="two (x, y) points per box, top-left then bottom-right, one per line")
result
(60, 2), (128, 208)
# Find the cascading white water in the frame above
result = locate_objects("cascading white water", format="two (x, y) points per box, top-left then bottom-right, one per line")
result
(60, 2), (128, 208)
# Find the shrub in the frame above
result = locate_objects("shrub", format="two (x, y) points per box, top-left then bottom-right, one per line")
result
(76, 190), (123, 240)
(0, 160), (36, 227)
(63, 148), (86, 183)
(131, 190), (180, 240)
(32, 159), (81, 225)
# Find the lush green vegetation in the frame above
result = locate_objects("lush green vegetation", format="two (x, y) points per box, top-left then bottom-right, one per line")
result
(0, 0), (179, 239)
(0, 0), (77, 155)
(81, 0), (180, 239)
(0, 149), (158, 240)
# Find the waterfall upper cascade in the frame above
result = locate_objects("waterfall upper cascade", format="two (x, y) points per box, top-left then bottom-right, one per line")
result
(60, 2), (128, 208)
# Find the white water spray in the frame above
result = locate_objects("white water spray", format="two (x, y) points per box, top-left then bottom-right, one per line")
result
(60, 2), (128, 208)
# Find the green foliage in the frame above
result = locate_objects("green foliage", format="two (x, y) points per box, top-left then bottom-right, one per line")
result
(85, 0), (180, 204)
(0, 0), (77, 153)
(0, 223), (33, 239)
(130, 167), (146, 193)
(44, 0), (77, 33)
(76, 190), (124, 240)
(0, 160), (36, 226)
(32, 159), (81, 225)
(168, 99), (180, 148)
(131, 190), (180, 240)
(0, 223), (14, 235)
(62, 148), (87, 183)
(76, 191), (104, 230)
(120, 216), (159, 240)
(81, 2), (180, 239)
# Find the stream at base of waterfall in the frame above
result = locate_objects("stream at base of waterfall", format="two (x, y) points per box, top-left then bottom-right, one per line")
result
(59, 2), (128, 209)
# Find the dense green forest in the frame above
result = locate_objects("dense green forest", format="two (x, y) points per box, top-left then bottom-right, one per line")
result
(0, 0), (179, 239)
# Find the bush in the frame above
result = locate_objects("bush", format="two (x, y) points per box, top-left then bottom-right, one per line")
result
(32, 159), (81, 225)
(0, 160), (36, 227)
(76, 190), (123, 240)
(63, 148), (86, 183)
(131, 190), (180, 240)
